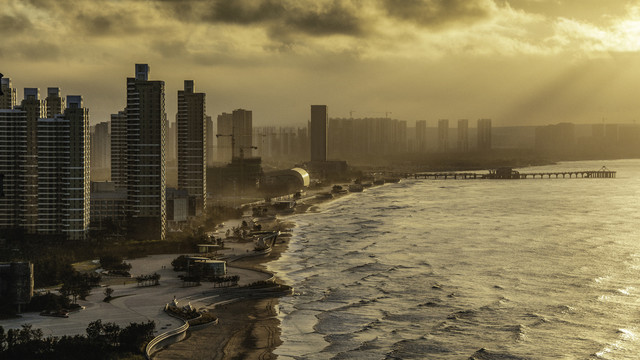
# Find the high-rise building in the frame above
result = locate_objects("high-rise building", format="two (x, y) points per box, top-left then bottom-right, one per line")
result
(110, 111), (127, 188)
(17, 88), (44, 235)
(45, 87), (64, 118)
(92, 121), (110, 169)
(477, 118), (492, 150)
(177, 80), (206, 213)
(125, 64), (166, 240)
(36, 96), (90, 241)
(0, 78), (16, 109)
(216, 112), (233, 163)
(206, 115), (214, 167)
(167, 120), (176, 163)
(437, 119), (449, 152)
(457, 119), (469, 152)
(232, 109), (253, 159)
(0, 109), (27, 236)
(310, 105), (328, 162)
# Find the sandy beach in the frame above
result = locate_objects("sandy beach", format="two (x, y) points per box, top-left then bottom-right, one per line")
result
(154, 227), (292, 360)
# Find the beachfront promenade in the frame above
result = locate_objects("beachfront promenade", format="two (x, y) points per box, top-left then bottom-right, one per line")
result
(0, 229), (272, 339)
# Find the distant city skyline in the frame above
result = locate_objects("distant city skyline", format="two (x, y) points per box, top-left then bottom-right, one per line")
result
(4, 1), (640, 127)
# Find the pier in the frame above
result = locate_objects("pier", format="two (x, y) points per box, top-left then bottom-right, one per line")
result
(413, 167), (616, 180)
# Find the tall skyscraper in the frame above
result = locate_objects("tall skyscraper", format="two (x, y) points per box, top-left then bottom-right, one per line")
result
(167, 120), (176, 163)
(457, 119), (469, 152)
(232, 109), (253, 159)
(477, 118), (492, 150)
(18, 88), (44, 235)
(438, 119), (449, 152)
(110, 111), (127, 188)
(216, 112), (233, 163)
(0, 109), (27, 236)
(37, 96), (90, 241)
(125, 64), (166, 240)
(92, 121), (110, 168)
(0, 78), (16, 109)
(45, 87), (64, 118)
(206, 115), (214, 167)
(177, 80), (206, 212)
(310, 105), (328, 162)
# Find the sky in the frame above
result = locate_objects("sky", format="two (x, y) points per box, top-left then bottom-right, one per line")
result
(3, 0), (640, 127)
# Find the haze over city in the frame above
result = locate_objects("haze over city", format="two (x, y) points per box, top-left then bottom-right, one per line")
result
(4, 0), (640, 126)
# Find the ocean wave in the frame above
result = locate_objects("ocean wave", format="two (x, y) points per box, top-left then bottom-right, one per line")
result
(468, 348), (530, 360)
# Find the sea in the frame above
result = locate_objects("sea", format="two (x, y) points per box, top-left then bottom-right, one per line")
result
(267, 159), (640, 359)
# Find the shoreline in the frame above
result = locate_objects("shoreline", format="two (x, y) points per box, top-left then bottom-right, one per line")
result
(154, 187), (349, 360)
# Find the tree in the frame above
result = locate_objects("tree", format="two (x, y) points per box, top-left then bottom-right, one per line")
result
(60, 273), (92, 304)
(104, 287), (114, 300)
(118, 321), (155, 353)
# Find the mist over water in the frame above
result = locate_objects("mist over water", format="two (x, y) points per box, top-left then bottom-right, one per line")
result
(268, 159), (640, 359)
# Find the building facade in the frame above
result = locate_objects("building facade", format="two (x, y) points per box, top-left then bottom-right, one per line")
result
(36, 96), (90, 241)
(0, 109), (27, 237)
(216, 112), (233, 163)
(310, 105), (328, 162)
(45, 87), (64, 118)
(232, 109), (253, 159)
(125, 64), (166, 240)
(0, 78), (16, 109)
(177, 80), (207, 213)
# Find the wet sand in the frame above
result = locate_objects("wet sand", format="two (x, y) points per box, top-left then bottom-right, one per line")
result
(154, 222), (292, 360)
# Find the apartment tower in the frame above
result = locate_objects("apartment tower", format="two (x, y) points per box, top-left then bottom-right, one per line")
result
(0, 109), (27, 236)
(177, 80), (207, 212)
(125, 64), (166, 240)
(310, 105), (328, 162)
(232, 109), (253, 159)
(36, 96), (90, 241)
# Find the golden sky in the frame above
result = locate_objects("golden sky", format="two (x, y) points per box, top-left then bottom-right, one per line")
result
(3, 0), (640, 126)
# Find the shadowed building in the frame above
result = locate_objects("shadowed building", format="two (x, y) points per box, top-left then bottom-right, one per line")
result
(0, 109), (27, 237)
(310, 105), (328, 162)
(232, 109), (252, 159)
(110, 111), (127, 189)
(125, 64), (166, 240)
(457, 119), (469, 152)
(37, 96), (90, 241)
(91, 121), (110, 169)
(177, 80), (206, 215)
(216, 112), (233, 163)
(45, 87), (64, 118)
(477, 118), (492, 151)
(206, 115), (214, 167)
(17, 88), (44, 235)
(0, 78), (16, 109)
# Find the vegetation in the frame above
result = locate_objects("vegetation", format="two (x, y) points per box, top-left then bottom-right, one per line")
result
(171, 255), (189, 272)
(135, 273), (160, 287)
(0, 320), (155, 360)
(60, 272), (100, 304)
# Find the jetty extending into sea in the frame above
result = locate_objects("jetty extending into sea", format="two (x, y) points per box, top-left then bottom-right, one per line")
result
(412, 167), (616, 180)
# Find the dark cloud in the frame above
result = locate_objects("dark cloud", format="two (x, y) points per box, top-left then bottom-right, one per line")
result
(74, 11), (140, 36)
(0, 13), (34, 34)
(381, 0), (492, 27)
(150, 39), (188, 58)
(205, 0), (287, 24)
(199, 0), (365, 37)
(17, 41), (61, 61)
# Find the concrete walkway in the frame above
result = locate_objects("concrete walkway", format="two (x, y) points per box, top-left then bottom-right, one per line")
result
(0, 253), (271, 337)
